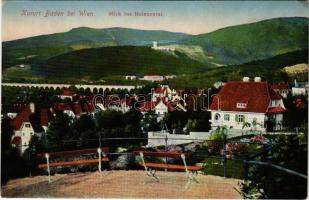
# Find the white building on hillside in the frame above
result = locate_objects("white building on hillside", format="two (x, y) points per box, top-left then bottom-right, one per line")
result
(125, 75), (137, 80)
(141, 75), (164, 82)
(151, 41), (175, 51)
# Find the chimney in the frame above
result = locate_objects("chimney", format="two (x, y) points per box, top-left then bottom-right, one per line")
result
(243, 77), (250, 82)
(29, 102), (35, 113)
(254, 77), (261, 82)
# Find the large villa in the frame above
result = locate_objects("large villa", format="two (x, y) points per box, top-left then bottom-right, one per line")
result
(208, 77), (286, 132)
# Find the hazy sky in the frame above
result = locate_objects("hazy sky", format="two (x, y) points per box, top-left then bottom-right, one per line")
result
(2, 1), (308, 41)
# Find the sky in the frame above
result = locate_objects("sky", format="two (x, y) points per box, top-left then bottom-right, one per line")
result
(2, 1), (308, 41)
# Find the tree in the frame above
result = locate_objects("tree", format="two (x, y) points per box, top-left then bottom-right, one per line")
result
(46, 112), (73, 151)
(97, 110), (125, 130)
(283, 95), (308, 131)
(184, 119), (198, 134)
(96, 110), (125, 138)
(163, 111), (188, 134)
(124, 110), (142, 137)
(73, 115), (96, 147)
(141, 112), (161, 132)
(242, 119), (263, 135)
(209, 125), (229, 141)
(240, 135), (307, 199)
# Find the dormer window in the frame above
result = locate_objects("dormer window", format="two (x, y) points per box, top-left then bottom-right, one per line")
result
(236, 103), (247, 109)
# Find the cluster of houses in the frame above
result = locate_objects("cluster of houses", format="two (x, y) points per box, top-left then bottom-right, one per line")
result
(7, 85), (185, 154)
(5, 77), (307, 154)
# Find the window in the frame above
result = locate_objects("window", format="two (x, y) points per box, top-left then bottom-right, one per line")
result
(236, 103), (247, 108)
(25, 123), (30, 128)
(235, 114), (245, 123)
(214, 113), (221, 120)
(224, 114), (230, 121)
(271, 100), (278, 107)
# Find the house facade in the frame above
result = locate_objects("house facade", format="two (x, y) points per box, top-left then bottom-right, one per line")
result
(11, 103), (50, 154)
(154, 101), (168, 121)
(208, 78), (286, 133)
(292, 80), (308, 96)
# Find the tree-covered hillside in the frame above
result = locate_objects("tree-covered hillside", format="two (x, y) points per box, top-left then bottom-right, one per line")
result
(181, 17), (308, 65)
(32, 46), (211, 79)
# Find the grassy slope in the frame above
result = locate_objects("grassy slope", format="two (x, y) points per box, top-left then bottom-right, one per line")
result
(182, 17), (308, 65)
(32, 46), (211, 79)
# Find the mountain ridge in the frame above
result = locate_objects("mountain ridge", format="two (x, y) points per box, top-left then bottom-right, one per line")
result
(180, 17), (308, 65)
(3, 17), (308, 72)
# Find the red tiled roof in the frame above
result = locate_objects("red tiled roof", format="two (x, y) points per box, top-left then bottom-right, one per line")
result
(266, 107), (286, 114)
(209, 81), (282, 113)
(40, 109), (49, 126)
(62, 90), (76, 96)
(155, 86), (167, 94)
(12, 107), (31, 130)
(271, 83), (289, 90)
(11, 136), (21, 145)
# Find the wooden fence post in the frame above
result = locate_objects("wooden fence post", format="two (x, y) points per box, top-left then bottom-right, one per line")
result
(97, 148), (102, 173)
(45, 153), (51, 183)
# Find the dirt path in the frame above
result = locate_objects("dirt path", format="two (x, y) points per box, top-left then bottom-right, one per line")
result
(2, 170), (243, 198)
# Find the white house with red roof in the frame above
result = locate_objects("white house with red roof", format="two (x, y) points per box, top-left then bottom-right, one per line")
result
(153, 85), (179, 101)
(11, 103), (50, 154)
(208, 77), (286, 133)
(139, 97), (186, 121)
(11, 107), (33, 154)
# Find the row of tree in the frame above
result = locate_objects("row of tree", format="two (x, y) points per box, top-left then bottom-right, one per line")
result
(31, 109), (143, 152)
